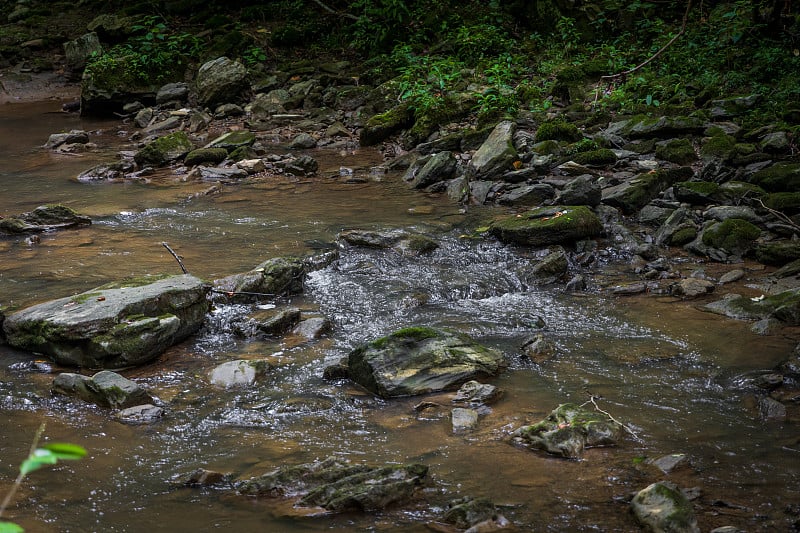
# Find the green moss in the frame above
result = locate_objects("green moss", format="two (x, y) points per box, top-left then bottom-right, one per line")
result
(371, 326), (440, 349)
(749, 162), (800, 192)
(655, 138), (697, 164)
(755, 241), (800, 266)
(623, 139), (656, 154)
(765, 192), (800, 212)
(184, 147), (228, 166)
(570, 148), (617, 166)
(564, 138), (598, 154)
(670, 227), (697, 246)
(700, 133), (735, 159)
(676, 181), (720, 195)
(360, 104), (414, 146)
(70, 292), (104, 304)
(134, 131), (193, 166)
(532, 139), (562, 155)
(702, 218), (761, 253)
(96, 274), (172, 290)
(535, 120), (582, 142)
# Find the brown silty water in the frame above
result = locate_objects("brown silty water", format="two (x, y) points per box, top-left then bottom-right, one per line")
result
(1, 100), (799, 532)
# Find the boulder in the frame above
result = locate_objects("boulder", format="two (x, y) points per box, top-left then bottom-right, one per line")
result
(80, 55), (157, 116)
(184, 147), (229, 166)
(156, 82), (189, 105)
(671, 278), (715, 298)
(235, 307), (301, 337)
(195, 57), (250, 109)
(527, 246), (569, 284)
(701, 218), (761, 255)
(489, 205), (602, 247)
(237, 456), (428, 512)
(45, 130), (90, 149)
(292, 317), (332, 340)
(115, 404), (164, 424)
(0, 205), (91, 235)
(204, 130), (256, 151)
(704, 288), (800, 325)
(134, 131), (193, 166)
(451, 407), (479, 431)
(520, 333), (557, 363)
(194, 166), (248, 181)
(470, 120), (518, 180)
(359, 104), (414, 146)
(452, 380), (501, 406)
(290, 132), (317, 149)
(3, 275), (210, 368)
(403, 151), (457, 189)
(443, 497), (499, 530)
(209, 360), (270, 388)
(345, 327), (505, 398)
(212, 256), (306, 304)
(510, 403), (624, 458)
(631, 482), (699, 533)
(52, 370), (154, 408)
(623, 115), (706, 139)
(555, 174), (602, 206)
(63, 33), (102, 79)
(338, 229), (438, 255)
(86, 14), (135, 41)
(496, 183), (555, 206)
(602, 167), (694, 215)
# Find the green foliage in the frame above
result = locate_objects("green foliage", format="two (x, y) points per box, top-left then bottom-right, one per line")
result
(86, 15), (202, 86)
(242, 45), (267, 67)
(393, 45), (464, 117)
(0, 425), (87, 533)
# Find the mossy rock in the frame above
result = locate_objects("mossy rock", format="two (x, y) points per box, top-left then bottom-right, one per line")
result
(701, 218), (761, 254)
(749, 162), (800, 192)
(535, 121), (582, 143)
(718, 181), (766, 203)
(134, 131), (193, 166)
(764, 192), (800, 214)
(623, 115), (705, 139)
(532, 139), (562, 155)
(603, 167), (694, 215)
(570, 148), (617, 166)
(655, 138), (697, 164)
(705, 287), (800, 325)
(623, 139), (657, 154)
(755, 241), (800, 266)
(670, 226), (697, 246)
(489, 205), (602, 247)
(359, 104), (414, 146)
(673, 181), (721, 205)
(184, 147), (229, 166)
(632, 482), (699, 533)
(700, 132), (735, 159)
(206, 130), (256, 151)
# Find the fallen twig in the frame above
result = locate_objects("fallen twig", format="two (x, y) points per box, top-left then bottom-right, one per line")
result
(581, 395), (643, 443)
(162, 242), (188, 274)
(754, 197), (800, 233)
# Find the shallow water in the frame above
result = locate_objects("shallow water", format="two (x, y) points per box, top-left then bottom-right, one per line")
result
(1, 101), (799, 532)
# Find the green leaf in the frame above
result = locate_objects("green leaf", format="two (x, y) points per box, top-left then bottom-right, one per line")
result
(42, 443), (87, 461)
(20, 449), (58, 476)
(0, 521), (25, 533)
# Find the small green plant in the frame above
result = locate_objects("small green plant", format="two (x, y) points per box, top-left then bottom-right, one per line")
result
(0, 424), (87, 533)
(242, 45), (268, 67)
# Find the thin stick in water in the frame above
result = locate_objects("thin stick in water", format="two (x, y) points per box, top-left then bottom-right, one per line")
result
(162, 242), (188, 274)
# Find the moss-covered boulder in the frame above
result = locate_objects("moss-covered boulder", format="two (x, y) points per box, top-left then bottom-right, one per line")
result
(749, 162), (800, 192)
(535, 120), (582, 142)
(700, 132), (736, 160)
(489, 205), (602, 247)
(212, 256), (306, 304)
(655, 138), (698, 164)
(80, 54), (158, 116)
(764, 192), (800, 214)
(205, 130), (256, 152)
(52, 370), (154, 408)
(631, 482), (699, 533)
(602, 167), (694, 215)
(704, 287), (800, 325)
(343, 327), (505, 398)
(701, 218), (761, 254)
(359, 104), (414, 146)
(755, 241), (800, 266)
(0, 205), (91, 234)
(184, 147), (229, 166)
(510, 403), (624, 458)
(570, 148), (617, 166)
(3, 275), (210, 368)
(134, 131), (193, 166)
(623, 115), (706, 139)
(237, 457), (428, 513)
(673, 181), (721, 205)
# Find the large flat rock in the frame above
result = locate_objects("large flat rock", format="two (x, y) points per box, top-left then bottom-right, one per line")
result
(3, 274), (210, 368)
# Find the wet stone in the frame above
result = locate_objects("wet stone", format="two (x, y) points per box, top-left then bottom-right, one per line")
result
(452, 380), (501, 406)
(631, 482), (700, 533)
(649, 453), (689, 474)
(115, 404), (164, 425)
(451, 407), (479, 431)
(174, 468), (228, 487)
(209, 360), (270, 388)
(442, 497), (499, 529)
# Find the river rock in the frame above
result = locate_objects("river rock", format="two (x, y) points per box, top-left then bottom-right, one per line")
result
(184, 147), (229, 166)
(704, 288), (800, 325)
(45, 130), (90, 149)
(156, 82), (189, 105)
(555, 174), (602, 206)
(470, 120), (518, 180)
(290, 132), (317, 149)
(209, 360), (270, 388)
(671, 278), (715, 298)
(338, 229), (438, 255)
(451, 407), (479, 431)
(134, 131), (193, 166)
(602, 167), (694, 214)
(520, 333), (556, 363)
(403, 151), (457, 189)
(115, 404), (164, 424)
(195, 57), (250, 108)
(359, 104), (414, 146)
(489, 205), (602, 247)
(193, 166), (248, 181)
(510, 403), (624, 458)
(237, 456), (428, 512)
(0, 205), (91, 234)
(3, 274), (210, 368)
(631, 481), (700, 533)
(292, 317), (332, 340)
(452, 380), (501, 406)
(344, 327), (505, 398)
(204, 130), (256, 151)
(64, 33), (102, 79)
(236, 307), (301, 337)
(212, 256), (306, 304)
(53, 370), (154, 408)
(496, 183), (555, 206)
(442, 497), (501, 530)
(528, 246), (569, 284)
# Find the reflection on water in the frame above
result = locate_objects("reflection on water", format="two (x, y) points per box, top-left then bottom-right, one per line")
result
(1, 101), (799, 532)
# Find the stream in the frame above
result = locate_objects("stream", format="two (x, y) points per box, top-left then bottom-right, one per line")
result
(1, 100), (799, 532)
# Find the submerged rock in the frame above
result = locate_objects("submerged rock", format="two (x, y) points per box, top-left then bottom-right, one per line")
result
(3, 274), (210, 368)
(338, 229), (438, 255)
(345, 327), (505, 398)
(115, 404), (164, 424)
(442, 497), (500, 530)
(631, 481), (699, 533)
(510, 403), (623, 458)
(489, 205), (602, 247)
(212, 256), (306, 304)
(237, 456), (428, 512)
(0, 205), (91, 234)
(452, 380), (501, 406)
(52, 370), (154, 408)
(209, 360), (270, 388)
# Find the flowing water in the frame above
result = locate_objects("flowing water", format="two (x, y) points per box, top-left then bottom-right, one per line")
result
(1, 101), (799, 532)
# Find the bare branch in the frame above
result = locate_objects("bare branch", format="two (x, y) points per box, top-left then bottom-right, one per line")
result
(311, 0), (360, 21)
